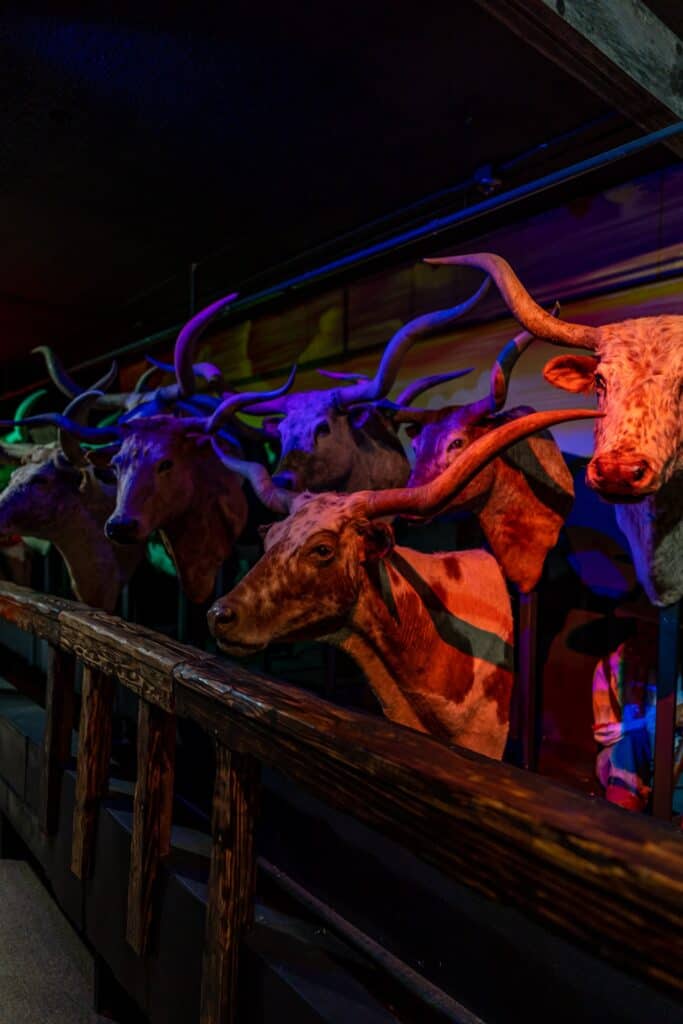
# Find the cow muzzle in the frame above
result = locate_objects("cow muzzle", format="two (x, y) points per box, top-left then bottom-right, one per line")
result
(586, 454), (658, 500)
(208, 600), (266, 655)
(105, 515), (142, 544)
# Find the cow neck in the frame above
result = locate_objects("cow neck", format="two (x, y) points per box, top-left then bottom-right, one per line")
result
(478, 438), (573, 593)
(345, 441), (409, 492)
(161, 475), (245, 604)
(336, 545), (513, 748)
(614, 468), (683, 606)
(49, 496), (136, 611)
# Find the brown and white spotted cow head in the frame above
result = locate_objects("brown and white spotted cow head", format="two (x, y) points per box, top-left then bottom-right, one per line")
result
(241, 279), (490, 493)
(207, 408), (597, 653)
(427, 253), (683, 501)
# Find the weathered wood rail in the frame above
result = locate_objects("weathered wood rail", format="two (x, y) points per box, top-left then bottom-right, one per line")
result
(0, 581), (681, 1022)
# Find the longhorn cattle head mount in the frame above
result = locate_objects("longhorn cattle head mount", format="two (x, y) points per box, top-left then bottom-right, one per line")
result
(238, 278), (491, 493)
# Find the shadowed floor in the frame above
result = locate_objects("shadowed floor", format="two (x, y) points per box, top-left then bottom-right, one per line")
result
(0, 860), (107, 1023)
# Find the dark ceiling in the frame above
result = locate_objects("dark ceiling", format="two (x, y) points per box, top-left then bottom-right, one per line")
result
(0, 2), (679, 389)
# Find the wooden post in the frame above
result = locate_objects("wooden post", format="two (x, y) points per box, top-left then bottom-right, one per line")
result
(517, 591), (539, 771)
(71, 667), (116, 879)
(200, 745), (259, 1024)
(126, 701), (176, 956)
(652, 602), (681, 821)
(40, 645), (76, 834)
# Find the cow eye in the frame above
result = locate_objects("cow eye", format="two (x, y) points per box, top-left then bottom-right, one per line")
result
(314, 421), (331, 441)
(447, 437), (464, 452)
(594, 373), (607, 393)
(310, 543), (334, 560)
(157, 459), (173, 474)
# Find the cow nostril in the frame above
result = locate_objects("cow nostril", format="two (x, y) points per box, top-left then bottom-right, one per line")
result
(106, 516), (140, 543)
(209, 605), (237, 631)
(632, 462), (648, 482)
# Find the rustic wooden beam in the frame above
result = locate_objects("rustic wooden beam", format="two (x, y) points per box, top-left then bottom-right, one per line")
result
(472, 0), (683, 157)
(126, 701), (176, 956)
(200, 745), (259, 1024)
(40, 645), (76, 835)
(175, 656), (683, 998)
(71, 667), (116, 879)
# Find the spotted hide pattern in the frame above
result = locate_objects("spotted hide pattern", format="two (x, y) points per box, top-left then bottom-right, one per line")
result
(544, 316), (683, 605)
(209, 492), (514, 759)
(107, 417), (248, 603)
(407, 406), (574, 593)
(0, 445), (143, 611)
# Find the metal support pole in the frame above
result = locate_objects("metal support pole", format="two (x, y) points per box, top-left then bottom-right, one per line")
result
(517, 591), (539, 771)
(652, 601), (681, 821)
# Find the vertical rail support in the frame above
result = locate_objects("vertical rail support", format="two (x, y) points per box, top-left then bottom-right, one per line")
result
(71, 667), (116, 879)
(652, 601), (681, 821)
(200, 745), (260, 1024)
(126, 701), (177, 956)
(517, 590), (539, 771)
(40, 645), (76, 834)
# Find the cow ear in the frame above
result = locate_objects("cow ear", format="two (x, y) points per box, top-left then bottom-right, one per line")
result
(362, 520), (395, 561)
(543, 355), (599, 393)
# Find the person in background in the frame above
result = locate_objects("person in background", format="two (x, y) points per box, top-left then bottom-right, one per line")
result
(593, 620), (682, 813)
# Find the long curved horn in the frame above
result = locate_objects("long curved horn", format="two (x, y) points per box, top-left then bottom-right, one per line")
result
(355, 408), (599, 520)
(174, 292), (237, 398)
(11, 389), (48, 442)
(425, 254), (598, 351)
(206, 367), (297, 433)
(394, 368), (474, 406)
(210, 439), (295, 514)
(59, 391), (109, 467)
(317, 369), (370, 383)
(462, 301), (562, 425)
(134, 365), (161, 393)
(334, 277), (491, 407)
(32, 347), (119, 397)
(0, 405), (122, 445)
(146, 355), (225, 386)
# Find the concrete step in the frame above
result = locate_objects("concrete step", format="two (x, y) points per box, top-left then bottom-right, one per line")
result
(0, 860), (108, 1023)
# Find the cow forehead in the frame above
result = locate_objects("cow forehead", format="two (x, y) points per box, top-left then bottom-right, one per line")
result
(598, 317), (683, 377)
(118, 424), (188, 463)
(265, 492), (355, 550)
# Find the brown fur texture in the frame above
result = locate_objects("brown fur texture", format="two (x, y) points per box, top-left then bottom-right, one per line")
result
(407, 407), (574, 592)
(106, 417), (247, 603)
(0, 445), (142, 611)
(544, 316), (683, 605)
(209, 492), (514, 759)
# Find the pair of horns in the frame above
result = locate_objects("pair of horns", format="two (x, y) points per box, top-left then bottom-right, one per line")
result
(242, 278), (490, 417)
(394, 302), (561, 426)
(34, 290), (238, 414)
(2, 370), (297, 454)
(425, 253), (599, 350)
(212, 407), (598, 519)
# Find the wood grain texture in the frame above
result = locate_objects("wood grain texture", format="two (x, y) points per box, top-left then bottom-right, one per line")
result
(174, 656), (683, 997)
(71, 667), (116, 879)
(40, 644), (75, 835)
(0, 583), (681, 997)
(126, 701), (177, 956)
(200, 745), (259, 1024)
(0, 582), (83, 643)
(472, 0), (683, 157)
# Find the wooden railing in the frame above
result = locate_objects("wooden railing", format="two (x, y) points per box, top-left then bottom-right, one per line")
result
(0, 580), (681, 1022)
